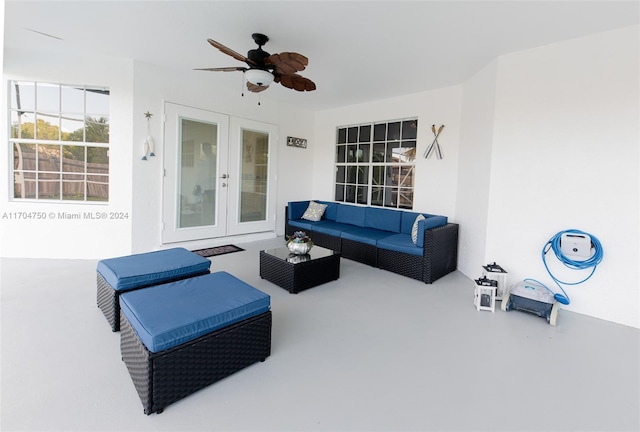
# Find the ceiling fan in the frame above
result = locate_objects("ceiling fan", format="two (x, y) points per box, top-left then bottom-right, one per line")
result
(195, 33), (316, 94)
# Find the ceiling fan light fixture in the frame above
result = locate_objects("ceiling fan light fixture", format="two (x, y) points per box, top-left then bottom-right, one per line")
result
(245, 69), (274, 87)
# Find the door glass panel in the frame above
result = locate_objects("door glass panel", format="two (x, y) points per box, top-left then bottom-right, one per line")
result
(240, 129), (269, 222)
(178, 119), (217, 228)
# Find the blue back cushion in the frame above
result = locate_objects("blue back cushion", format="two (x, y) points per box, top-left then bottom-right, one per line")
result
(401, 212), (421, 234)
(288, 201), (310, 220)
(317, 201), (338, 221)
(336, 204), (366, 227)
(415, 215), (448, 247)
(120, 271), (270, 353)
(400, 212), (448, 234)
(365, 207), (401, 233)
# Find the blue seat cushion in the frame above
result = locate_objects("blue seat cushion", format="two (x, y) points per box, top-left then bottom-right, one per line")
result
(288, 218), (318, 232)
(341, 227), (397, 246)
(311, 221), (361, 237)
(119, 271), (271, 353)
(377, 233), (424, 257)
(96, 248), (211, 292)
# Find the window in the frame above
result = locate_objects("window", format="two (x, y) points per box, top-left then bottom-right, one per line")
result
(9, 81), (110, 202)
(335, 118), (417, 209)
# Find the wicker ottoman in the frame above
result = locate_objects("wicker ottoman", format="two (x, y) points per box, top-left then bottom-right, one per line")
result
(96, 248), (211, 331)
(119, 271), (272, 415)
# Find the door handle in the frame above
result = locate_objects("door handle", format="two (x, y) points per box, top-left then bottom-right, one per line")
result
(222, 183), (227, 187)
(220, 174), (228, 179)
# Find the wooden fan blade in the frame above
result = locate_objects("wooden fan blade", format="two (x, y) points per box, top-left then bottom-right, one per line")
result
(247, 82), (269, 93)
(277, 74), (316, 92)
(194, 66), (247, 72)
(207, 38), (258, 67)
(265, 52), (308, 74)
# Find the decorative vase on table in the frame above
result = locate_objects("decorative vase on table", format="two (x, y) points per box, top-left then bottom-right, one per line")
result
(286, 231), (314, 255)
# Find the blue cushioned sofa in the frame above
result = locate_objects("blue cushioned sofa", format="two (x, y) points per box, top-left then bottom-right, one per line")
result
(286, 200), (459, 284)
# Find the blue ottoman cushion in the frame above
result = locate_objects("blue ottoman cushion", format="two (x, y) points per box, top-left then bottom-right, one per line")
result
(120, 271), (271, 353)
(97, 247), (211, 292)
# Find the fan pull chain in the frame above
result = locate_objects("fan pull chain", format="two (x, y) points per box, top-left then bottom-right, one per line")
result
(241, 72), (245, 97)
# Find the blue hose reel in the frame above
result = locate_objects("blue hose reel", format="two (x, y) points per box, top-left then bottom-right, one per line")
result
(502, 229), (603, 325)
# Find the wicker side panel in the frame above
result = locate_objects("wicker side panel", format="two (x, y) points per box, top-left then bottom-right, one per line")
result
(121, 311), (272, 415)
(260, 251), (296, 292)
(152, 311), (272, 414)
(120, 314), (153, 414)
(310, 231), (342, 253)
(377, 249), (423, 281)
(341, 238), (377, 266)
(97, 273), (119, 331)
(290, 254), (340, 293)
(423, 223), (459, 283)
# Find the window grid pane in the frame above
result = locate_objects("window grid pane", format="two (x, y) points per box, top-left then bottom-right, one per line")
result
(335, 118), (416, 209)
(9, 81), (110, 202)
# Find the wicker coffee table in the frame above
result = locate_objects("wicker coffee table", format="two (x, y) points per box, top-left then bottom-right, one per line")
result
(259, 246), (340, 293)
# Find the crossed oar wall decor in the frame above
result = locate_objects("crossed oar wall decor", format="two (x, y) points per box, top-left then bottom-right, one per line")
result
(424, 124), (444, 159)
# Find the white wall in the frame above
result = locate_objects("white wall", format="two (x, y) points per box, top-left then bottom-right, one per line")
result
(1, 49), (134, 259)
(1, 54), (315, 258)
(313, 26), (639, 328)
(313, 86), (463, 218)
(456, 60), (498, 277)
(130, 61), (316, 253)
(486, 26), (639, 328)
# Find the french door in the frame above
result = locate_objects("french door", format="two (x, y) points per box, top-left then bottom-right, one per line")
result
(162, 102), (277, 244)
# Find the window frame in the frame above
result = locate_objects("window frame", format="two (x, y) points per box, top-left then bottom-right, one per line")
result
(334, 118), (417, 209)
(9, 80), (110, 203)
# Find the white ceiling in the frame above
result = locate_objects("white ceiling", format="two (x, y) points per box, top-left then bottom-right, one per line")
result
(4, 1), (639, 111)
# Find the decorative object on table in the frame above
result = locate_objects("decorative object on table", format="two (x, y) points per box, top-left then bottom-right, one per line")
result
(474, 276), (498, 312)
(286, 231), (314, 255)
(141, 111), (155, 160)
(482, 262), (508, 300)
(286, 253), (311, 264)
(424, 124), (444, 159)
(287, 136), (308, 148)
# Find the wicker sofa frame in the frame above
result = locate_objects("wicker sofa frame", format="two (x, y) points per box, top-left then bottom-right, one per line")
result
(120, 310), (272, 415)
(97, 269), (210, 332)
(286, 206), (458, 284)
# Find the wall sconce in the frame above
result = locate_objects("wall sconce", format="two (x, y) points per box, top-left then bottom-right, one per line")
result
(142, 111), (155, 160)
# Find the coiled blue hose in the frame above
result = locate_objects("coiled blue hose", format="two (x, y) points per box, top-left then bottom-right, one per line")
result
(542, 229), (603, 305)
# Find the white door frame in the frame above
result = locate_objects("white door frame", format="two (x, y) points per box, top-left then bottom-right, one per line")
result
(227, 117), (278, 236)
(162, 102), (229, 244)
(162, 102), (278, 244)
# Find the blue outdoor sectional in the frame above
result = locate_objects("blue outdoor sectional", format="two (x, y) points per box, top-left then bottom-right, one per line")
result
(286, 200), (459, 284)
